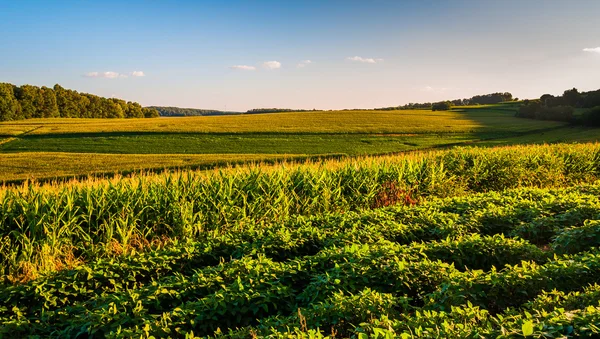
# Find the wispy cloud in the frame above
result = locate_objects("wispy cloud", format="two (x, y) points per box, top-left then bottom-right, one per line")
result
(297, 60), (312, 68)
(347, 56), (383, 64)
(583, 47), (600, 54)
(263, 61), (282, 70)
(83, 71), (128, 79)
(229, 65), (257, 71)
(421, 85), (449, 93)
(131, 71), (145, 77)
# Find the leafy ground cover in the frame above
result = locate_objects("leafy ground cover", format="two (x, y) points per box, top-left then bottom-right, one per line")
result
(1, 140), (600, 337)
(1, 181), (600, 337)
(1, 142), (599, 279)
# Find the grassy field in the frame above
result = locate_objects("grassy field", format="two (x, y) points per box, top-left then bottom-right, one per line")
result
(2, 143), (600, 337)
(0, 153), (303, 182)
(0, 106), (598, 182)
(0, 108), (560, 135)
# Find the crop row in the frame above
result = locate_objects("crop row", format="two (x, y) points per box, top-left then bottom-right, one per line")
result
(2, 183), (599, 306)
(0, 143), (599, 279)
(2, 181), (599, 280)
(220, 285), (600, 338)
(4, 245), (600, 337)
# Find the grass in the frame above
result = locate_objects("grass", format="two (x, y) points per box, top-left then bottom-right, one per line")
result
(0, 133), (476, 155)
(0, 108), (564, 135)
(0, 106), (598, 182)
(476, 125), (600, 146)
(0, 153), (304, 183)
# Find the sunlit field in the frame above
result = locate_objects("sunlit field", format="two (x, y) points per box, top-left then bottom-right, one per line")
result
(2, 143), (600, 337)
(2, 106), (593, 183)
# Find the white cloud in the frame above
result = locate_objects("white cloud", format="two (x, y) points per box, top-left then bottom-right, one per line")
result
(83, 71), (128, 79)
(131, 71), (145, 77)
(229, 65), (256, 71)
(297, 60), (312, 68)
(263, 61), (282, 69)
(583, 47), (600, 54)
(420, 86), (449, 93)
(347, 56), (383, 64)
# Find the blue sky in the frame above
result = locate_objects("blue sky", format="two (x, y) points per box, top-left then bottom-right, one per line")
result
(1, 0), (599, 111)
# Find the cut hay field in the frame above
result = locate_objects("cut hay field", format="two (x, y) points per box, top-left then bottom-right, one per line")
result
(0, 108), (559, 135)
(2, 106), (597, 183)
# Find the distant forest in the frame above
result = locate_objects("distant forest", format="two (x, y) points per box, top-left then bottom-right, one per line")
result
(246, 108), (320, 114)
(244, 93), (515, 114)
(373, 92), (515, 111)
(148, 106), (242, 117)
(517, 88), (600, 126)
(0, 83), (159, 121)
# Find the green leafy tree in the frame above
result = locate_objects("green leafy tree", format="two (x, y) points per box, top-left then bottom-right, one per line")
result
(103, 99), (124, 118)
(0, 83), (20, 121)
(16, 85), (43, 119)
(126, 102), (144, 118)
(40, 86), (59, 118)
(142, 107), (160, 118)
(563, 88), (580, 107)
(54, 84), (82, 118)
(432, 101), (452, 111)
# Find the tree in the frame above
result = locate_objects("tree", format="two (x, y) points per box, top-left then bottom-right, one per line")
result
(103, 99), (124, 118)
(0, 83), (20, 121)
(16, 85), (43, 119)
(40, 86), (59, 118)
(126, 102), (144, 118)
(142, 107), (160, 118)
(540, 94), (554, 106)
(563, 88), (580, 107)
(54, 84), (81, 118)
(432, 101), (452, 111)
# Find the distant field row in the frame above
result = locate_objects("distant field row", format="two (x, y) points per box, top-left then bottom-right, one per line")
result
(0, 107), (598, 183)
(0, 133), (475, 154)
(0, 109), (565, 135)
(0, 153), (301, 183)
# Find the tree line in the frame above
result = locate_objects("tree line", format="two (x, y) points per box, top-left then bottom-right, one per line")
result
(374, 92), (514, 111)
(147, 106), (241, 117)
(245, 108), (320, 114)
(0, 83), (159, 121)
(517, 87), (600, 126)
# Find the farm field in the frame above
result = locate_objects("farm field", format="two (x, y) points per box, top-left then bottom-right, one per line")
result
(4, 1), (600, 337)
(2, 106), (598, 183)
(1, 143), (600, 337)
(0, 153), (302, 183)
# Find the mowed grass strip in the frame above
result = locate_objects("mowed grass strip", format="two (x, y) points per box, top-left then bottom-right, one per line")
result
(0, 108), (566, 135)
(475, 125), (600, 147)
(0, 133), (476, 154)
(0, 153), (300, 182)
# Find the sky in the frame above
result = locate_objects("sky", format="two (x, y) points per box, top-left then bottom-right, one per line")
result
(1, 0), (600, 111)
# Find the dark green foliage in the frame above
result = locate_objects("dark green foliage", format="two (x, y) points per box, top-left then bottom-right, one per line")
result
(552, 221), (600, 254)
(432, 101), (452, 111)
(582, 106), (600, 126)
(39, 86), (59, 118)
(15, 84), (43, 119)
(148, 106), (240, 116)
(583, 90), (600, 108)
(246, 108), (320, 114)
(2, 182), (600, 337)
(517, 101), (574, 122)
(374, 92), (513, 111)
(518, 87), (600, 126)
(0, 83), (20, 121)
(0, 82), (157, 121)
